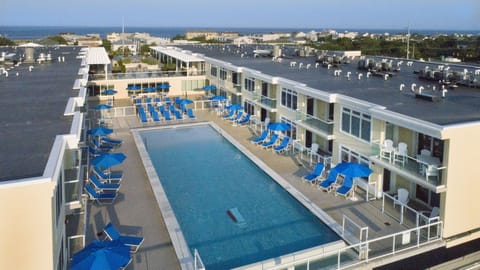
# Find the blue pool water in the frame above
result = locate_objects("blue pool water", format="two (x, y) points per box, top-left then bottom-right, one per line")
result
(140, 125), (340, 269)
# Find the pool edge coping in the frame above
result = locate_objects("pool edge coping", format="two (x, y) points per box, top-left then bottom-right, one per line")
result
(132, 122), (347, 270)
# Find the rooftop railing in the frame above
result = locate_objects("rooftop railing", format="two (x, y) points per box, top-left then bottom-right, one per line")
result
(90, 70), (206, 81)
(295, 110), (334, 137)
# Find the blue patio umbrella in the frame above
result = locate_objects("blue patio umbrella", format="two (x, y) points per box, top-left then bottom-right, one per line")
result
(177, 99), (193, 106)
(126, 85), (141, 91)
(267, 122), (291, 131)
(226, 104), (243, 111)
(157, 83), (170, 90)
(339, 163), (372, 178)
(94, 104), (112, 110)
(91, 153), (126, 169)
(70, 240), (131, 270)
(87, 126), (113, 136)
(210, 95), (227, 101)
(143, 87), (156, 93)
(101, 89), (117, 95)
(202, 85), (216, 91)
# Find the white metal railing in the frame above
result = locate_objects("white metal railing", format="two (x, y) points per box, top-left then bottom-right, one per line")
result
(371, 142), (446, 185)
(264, 220), (442, 270)
(382, 192), (433, 227)
(194, 249), (206, 270)
(111, 106), (137, 117)
(342, 215), (369, 244)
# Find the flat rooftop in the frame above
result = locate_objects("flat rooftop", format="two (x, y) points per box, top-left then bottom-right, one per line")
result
(0, 46), (81, 181)
(180, 44), (480, 126)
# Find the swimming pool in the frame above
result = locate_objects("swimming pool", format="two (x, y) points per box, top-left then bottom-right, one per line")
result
(135, 123), (342, 269)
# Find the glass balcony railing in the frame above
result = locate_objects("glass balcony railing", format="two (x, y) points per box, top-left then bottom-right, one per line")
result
(370, 141), (446, 187)
(295, 110), (334, 135)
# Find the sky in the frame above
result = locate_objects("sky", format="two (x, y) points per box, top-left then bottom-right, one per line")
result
(1, 0), (479, 30)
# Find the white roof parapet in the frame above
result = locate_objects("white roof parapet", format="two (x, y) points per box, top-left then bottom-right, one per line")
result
(295, 85), (333, 103)
(203, 56), (243, 72)
(151, 46), (204, 63)
(369, 106), (443, 139)
(85, 47), (111, 65)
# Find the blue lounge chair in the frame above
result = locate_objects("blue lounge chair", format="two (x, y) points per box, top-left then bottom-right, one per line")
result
(89, 174), (120, 191)
(84, 185), (117, 204)
(303, 163), (325, 184)
(92, 166), (123, 182)
(103, 223), (144, 253)
(274, 136), (291, 153)
(101, 136), (123, 147)
(163, 110), (172, 121)
(165, 96), (172, 104)
(335, 176), (354, 198)
(261, 134), (279, 148)
(152, 110), (161, 122)
(91, 137), (113, 151)
(174, 110), (183, 120)
(186, 108), (196, 119)
(229, 111), (243, 123)
(318, 169), (340, 192)
(251, 130), (269, 144)
(88, 146), (109, 157)
(222, 110), (235, 120)
(237, 114), (251, 125)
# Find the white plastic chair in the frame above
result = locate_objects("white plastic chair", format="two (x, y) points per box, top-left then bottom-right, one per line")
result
(380, 139), (394, 162)
(420, 149), (431, 156)
(308, 143), (319, 165)
(394, 142), (408, 166)
(393, 188), (409, 208)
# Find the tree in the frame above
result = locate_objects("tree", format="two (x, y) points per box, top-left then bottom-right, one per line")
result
(102, 39), (112, 53)
(0, 37), (15, 46)
(47, 35), (68, 45)
(140, 44), (151, 56)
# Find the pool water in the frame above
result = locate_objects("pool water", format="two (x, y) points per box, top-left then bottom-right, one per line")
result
(141, 125), (340, 269)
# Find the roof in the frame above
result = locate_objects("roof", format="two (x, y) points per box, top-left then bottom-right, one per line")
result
(180, 44), (480, 126)
(150, 46), (204, 63)
(0, 46), (81, 182)
(86, 47), (111, 65)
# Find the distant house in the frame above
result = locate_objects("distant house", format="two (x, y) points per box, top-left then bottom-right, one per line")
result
(112, 41), (137, 55)
(185, 31), (219, 40)
(77, 37), (103, 47)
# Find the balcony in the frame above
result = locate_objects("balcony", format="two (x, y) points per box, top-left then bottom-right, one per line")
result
(295, 110), (334, 139)
(370, 142), (447, 192)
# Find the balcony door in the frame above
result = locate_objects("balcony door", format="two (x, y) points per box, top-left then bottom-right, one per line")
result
(306, 97), (314, 116)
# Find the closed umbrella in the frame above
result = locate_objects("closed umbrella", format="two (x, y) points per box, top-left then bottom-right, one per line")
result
(70, 240), (131, 270)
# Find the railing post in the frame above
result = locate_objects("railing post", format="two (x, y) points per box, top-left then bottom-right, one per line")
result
(382, 193), (385, 213)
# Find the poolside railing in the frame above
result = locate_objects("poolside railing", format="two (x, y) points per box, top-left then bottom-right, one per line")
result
(342, 215), (369, 245)
(194, 249), (206, 270)
(262, 220), (442, 270)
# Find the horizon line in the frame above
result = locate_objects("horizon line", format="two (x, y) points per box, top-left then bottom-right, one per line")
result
(1, 24), (479, 32)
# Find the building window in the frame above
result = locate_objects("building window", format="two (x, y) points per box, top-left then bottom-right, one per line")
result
(244, 100), (255, 115)
(341, 107), (371, 142)
(219, 68), (227, 80)
(181, 80), (205, 91)
(210, 66), (217, 77)
(281, 116), (297, 139)
(281, 88), (298, 110)
(232, 72), (239, 85)
(244, 77), (255, 92)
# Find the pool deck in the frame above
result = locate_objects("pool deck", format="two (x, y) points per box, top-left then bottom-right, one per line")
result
(84, 106), (442, 269)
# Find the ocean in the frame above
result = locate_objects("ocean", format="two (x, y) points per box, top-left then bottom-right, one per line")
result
(1, 25), (478, 41)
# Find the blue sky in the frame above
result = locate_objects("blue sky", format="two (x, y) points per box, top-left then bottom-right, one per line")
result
(1, 0), (479, 30)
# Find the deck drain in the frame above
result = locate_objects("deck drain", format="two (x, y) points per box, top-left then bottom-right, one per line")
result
(384, 222), (391, 226)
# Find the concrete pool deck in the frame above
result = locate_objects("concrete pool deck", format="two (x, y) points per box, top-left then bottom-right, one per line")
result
(84, 108), (441, 269)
